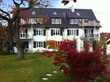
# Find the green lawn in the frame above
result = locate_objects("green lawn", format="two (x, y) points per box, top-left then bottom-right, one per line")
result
(0, 54), (65, 82)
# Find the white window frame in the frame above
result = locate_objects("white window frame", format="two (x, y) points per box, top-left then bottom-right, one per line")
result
(33, 28), (45, 36)
(36, 18), (43, 24)
(67, 29), (79, 36)
(51, 18), (61, 24)
(85, 28), (94, 37)
(51, 28), (61, 36)
(33, 41), (46, 48)
(70, 19), (79, 24)
(20, 18), (26, 24)
(28, 18), (36, 24)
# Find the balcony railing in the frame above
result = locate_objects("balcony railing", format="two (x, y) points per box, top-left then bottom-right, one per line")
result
(81, 20), (100, 27)
(85, 34), (98, 38)
(80, 34), (99, 40)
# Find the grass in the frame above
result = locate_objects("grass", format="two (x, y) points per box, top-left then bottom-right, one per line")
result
(0, 54), (65, 82)
(0, 54), (110, 82)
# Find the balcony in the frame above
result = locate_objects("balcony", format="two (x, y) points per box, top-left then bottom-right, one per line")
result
(20, 33), (32, 40)
(81, 20), (100, 27)
(80, 34), (99, 40)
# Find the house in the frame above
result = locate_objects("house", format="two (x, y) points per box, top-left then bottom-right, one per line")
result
(100, 32), (110, 55)
(19, 8), (101, 52)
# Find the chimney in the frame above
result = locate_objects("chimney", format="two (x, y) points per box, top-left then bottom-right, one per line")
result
(70, 4), (75, 12)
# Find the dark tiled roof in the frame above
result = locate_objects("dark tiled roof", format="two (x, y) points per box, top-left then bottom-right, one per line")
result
(68, 9), (97, 20)
(20, 8), (97, 20)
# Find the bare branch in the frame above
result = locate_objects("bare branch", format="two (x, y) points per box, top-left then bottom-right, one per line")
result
(0, 9), (10, 19)
(13, 0), (23, 6)
(0, 14), (9, 21)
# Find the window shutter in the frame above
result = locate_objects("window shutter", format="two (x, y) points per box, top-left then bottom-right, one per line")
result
(44, 30), (46, 36)
(51, 29), (53, 36)
(25, 29), (28, 34)
(33, 29), (36, 35)
(91, 29), (94, 37)
(76, 29), (79, 36)
(67, 30), (69, 35)
(91, 29), (94, 34)
(33, 41), (36, 48)
(60, 29), (63, 35)
(44, 42), (46, 48)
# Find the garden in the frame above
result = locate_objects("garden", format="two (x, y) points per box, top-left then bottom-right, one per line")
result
(0, 40), (110, 82)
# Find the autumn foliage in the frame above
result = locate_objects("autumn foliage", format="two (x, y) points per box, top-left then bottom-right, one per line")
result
(0, 27), (9, 52)
(52, 40), (109, 82)
(47, 40), (57, 49)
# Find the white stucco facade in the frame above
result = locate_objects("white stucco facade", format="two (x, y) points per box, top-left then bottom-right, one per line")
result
(19, 27), (100, 52)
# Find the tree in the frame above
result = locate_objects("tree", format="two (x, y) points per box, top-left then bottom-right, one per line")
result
(62, 0), (77, 5)
(0, 0), (50, 59)
(52, 40), (109, 82)
(0, 26), (9, 52)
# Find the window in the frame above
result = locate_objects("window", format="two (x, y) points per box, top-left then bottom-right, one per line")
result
(33, 29), (46, 36)
(33, 41), (36, 48)
(23, 42), (29, 48)
(70, 19), (79, 24)
(51, 29), (62, 36)
(20, 18), (26, 24)
(51, 18), (61, 24)
(36, 18), (43, 24)
(67, 29), (79, 36)
(84, 19), (89, 23)
(33, 41), (46, 48)
(84, 29), (94, 37)
(25, 29), (27, 34)
(20, 29), (28, 38)
(29, 18), (36, 24)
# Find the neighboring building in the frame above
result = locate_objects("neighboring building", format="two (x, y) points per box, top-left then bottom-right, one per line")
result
(19, 8), (101, 52)
(100, 32), (110, 55)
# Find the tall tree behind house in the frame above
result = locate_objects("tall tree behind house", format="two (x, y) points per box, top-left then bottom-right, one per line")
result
(0, 0), (50, 59)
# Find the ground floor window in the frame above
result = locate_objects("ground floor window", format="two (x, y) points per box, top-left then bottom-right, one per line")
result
(23, 41), (29, 48)
(33, 41), (46, 48)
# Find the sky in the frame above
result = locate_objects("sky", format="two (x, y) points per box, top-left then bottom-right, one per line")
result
(1, 0), (110, 33)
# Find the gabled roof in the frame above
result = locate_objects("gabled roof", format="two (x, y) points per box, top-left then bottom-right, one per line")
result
(20, 8), (97, 20)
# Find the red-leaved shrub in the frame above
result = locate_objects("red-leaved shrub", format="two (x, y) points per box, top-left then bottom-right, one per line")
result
(52, 40), (109, 82)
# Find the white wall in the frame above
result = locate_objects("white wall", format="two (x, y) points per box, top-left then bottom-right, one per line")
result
(23, 27), (100, 52)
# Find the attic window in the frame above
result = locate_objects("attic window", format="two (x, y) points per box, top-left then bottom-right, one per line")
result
(76, 12), (80, 16)
(53, 12), (57, 15)
(32, 11), (36, 15)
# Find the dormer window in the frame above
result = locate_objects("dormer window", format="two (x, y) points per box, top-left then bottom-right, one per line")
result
(70, 19), (79, 24)
(51, 18), (61, 24)
(36, 18), (43, 24)
(20, 18), (26, 24)
(84, 19), (88, 23)
(28, 18), (36, 24)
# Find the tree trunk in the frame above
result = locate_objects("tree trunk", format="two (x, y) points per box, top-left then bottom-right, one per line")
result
(7, 21), (14, 54)
(15, 9), (25, 59)
(16, 39), (24, 59)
